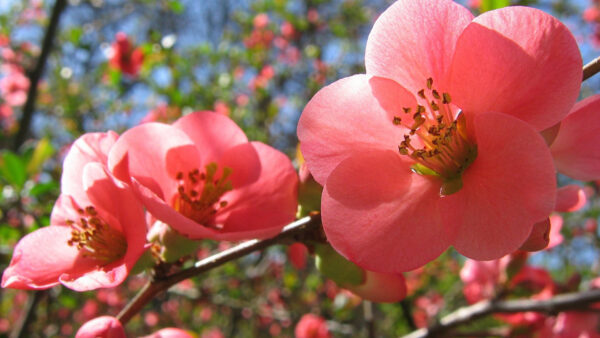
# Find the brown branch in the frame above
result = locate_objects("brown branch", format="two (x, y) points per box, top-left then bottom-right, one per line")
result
(583, 56), (600, 82)
(9, 290), (45, 338)
(404, 289), (600, 338)
(117, 214), (322, 325)
(12, 0), (67, 151)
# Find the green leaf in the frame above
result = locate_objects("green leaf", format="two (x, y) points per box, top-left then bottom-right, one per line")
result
(0, 151), (27, 189)
(315, 244), (365, 287)
(26, 138), (55, 175)
(28, 181), (59, 197)
(481, 0), (510, 12)
(167, 0), (185, 14)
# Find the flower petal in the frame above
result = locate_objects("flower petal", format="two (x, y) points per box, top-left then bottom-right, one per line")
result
(450, 112), (556, 260)
(365, 0), (473, 93)
(345, 271), (407, 303)
(75, 316), (126, 338)
(173, 111), (248, 163)
(555, 184), (587, 212)
(321, 149), (457, 273)
(108, 122), (201, 202)
(213, 142), (298, 241)
(297, 74), (414, 185)
(61, 131), (119, 204)
(449, 6), (582, 130)
(551, 95), (600, 181)
(1, 226), (97, 290)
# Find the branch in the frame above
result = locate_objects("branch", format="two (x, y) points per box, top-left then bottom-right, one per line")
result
(404, 289), (600, 338)
(583, 56), (600, 82)
(9, 290), (45, 338)
(12, 0), (67, 151)
(117, 213), (322, 325)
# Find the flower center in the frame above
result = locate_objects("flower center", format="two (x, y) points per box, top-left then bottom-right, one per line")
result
(172, 162), (233, 228)
(66, 206), (127, 263)
(394, 78), (477, 195)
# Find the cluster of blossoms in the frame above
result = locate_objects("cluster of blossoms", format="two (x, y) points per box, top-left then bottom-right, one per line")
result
(109, 32), (144, 77)
(0, 37), (32, 129)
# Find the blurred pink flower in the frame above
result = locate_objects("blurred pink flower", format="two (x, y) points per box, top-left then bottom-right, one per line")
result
(76, 316), (126, 338)
(109, 111), (298, 241)
(2, 132), (147, 291)
(298, 0), (580, 273)
(295, 314), (331, 338)
(143, 327), (196, 338)
(253, 13), (269, 29)
(288, 242), (309, 270)
(110, 32), (144, 77)
(555, 185), (588, 212)
(0, 71), (29, 106)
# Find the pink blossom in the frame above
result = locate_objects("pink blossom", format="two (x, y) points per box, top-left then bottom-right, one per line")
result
(75, 316), (126, 338)
(288, 242), (309, 269)
(584, 7), (600, 22)
(2, 132), (147, 291)
(547, 214), (564, 249)
(549, 95), (600, 181)
(555, 184), (588, 212)
(109, 32), (144, 77)
(295, 314), (331, 338)
(109, 111), (298, 241)
(142, 328), (196, 338)
(253, 13), (270, 29)
(0, 71), (29, 106)
(344, 270), (407, 303)
(297, 0), (581, 273)
(460, 259), (504, 303)
(281, 21), (296, 39)
(549, 311), (600, 337)
(214, 100), (230, 116)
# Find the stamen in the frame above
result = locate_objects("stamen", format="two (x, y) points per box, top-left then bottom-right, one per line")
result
(173, 162), (233, 227)
(394, 78), (477, 195)
(67, 206), (127, 263)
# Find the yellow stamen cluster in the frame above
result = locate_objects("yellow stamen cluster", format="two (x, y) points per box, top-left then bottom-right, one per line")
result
(394, 78), (477, 191)
(66, 206), (127, 263)
(173, 162), (233, 227)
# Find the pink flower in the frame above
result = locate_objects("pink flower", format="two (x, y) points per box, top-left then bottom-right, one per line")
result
(460, 259), (504, 303)
(109, 111), (298, 241)
(142, 328), (196, 338)
(2, 132), (147, 291)
(109, 32), (144, 77)
(75, 316), (126, 338)
(549, 311), (600, 337)
(0, 71), (29, 106)
(288, 242), (309, 270)
(555, 184), (587, 212)
(295, 314), (331, 338)
(297, 0), (581, 273)
(549, 95), (600, 181)
(344, 270), (407, 303)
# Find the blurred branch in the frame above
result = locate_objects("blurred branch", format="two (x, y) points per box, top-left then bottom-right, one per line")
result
(9, 290), (45, 338)
(404, 289), (600, 338)
(13, 0), (67, 151)
(583, 56), (600, 82)
(117, 213), (323, 325)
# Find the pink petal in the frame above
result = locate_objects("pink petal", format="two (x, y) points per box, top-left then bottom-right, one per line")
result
(365, 0), (473, 93)
(321, 149), (458, 273)
(50, 194), (88, 226)
(551, 95), (600, 180)
(1, 226), (97, 290)
(61, 131), (119, 204)
(60, 264), (129, 291)
(288, 242), (309, 270)
(213, 142), (298, 241)
(108, 122), (201, 202)
(297, 74), (414, 185)
(555, 184), (587, 212)
(450, 112), (556, 260)
(345, 271), (407, 303)
(83, 163), (147, 271)
(75, 316), (126, 338)
(449, 6), (582, 131)
(519, 218), (550, 252)
(548, 214), (564, 249)
(141, 328), (195, 338)
(173, 111), (248, 163)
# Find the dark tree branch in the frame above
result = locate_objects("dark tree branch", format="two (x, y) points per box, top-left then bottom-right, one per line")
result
(117, 214), (322, 325)
(583, 56), (600, 82)
(9, 290), (45, 338)
(404, 289), (600, 338)
(12, 0), (67, 151)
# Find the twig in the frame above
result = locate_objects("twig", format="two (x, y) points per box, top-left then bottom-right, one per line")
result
(10, 290), (45, 338)
(363, 300), (376, 338)
(117, 214), (322, 325)
(400, 299), (417, 330)
(583, 56), (600, 82)
(12, 0), (67, 151)
(403, 289), (600, 338)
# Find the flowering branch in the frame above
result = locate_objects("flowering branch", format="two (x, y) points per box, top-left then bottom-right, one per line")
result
(116, 213), (323, 325)
(583, 55), (600, 81)
(404, 289), (600, 338)
(12, 0), (67, 150)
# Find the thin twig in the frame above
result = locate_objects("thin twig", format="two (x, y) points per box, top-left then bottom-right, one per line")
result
(12, 0), (67, 151)
(10, 290), (45, 338)
(117, 214), (322, 325)
(583, 56), (600, 82)
(363, 300), (376, 338)
(404, 289), (600, 338)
